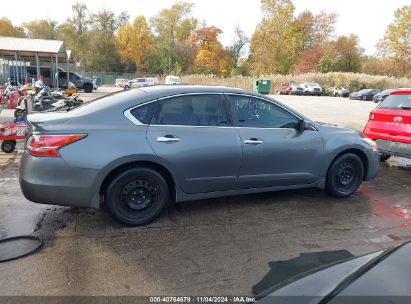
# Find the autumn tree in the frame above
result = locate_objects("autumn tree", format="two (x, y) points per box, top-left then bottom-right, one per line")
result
(377, 5), (411, 77)
(151, 2), (197, 46)
(22, 19), (58, 39)
(150, 2), (198, 74)
(0, 18), (25, 37)
(191, 26), (231, 76)
(249, 0), (297, 74)
(116, 16), (154, 74)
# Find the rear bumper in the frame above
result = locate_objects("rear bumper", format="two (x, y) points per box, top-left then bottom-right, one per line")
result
(375, 139), (411, 158)
(19, 152), (99, 208)
(363, 123), (411, 158)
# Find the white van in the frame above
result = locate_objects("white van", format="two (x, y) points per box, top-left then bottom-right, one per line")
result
(165, 75), (181, 85)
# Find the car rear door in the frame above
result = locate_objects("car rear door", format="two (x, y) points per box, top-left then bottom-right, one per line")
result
(226, 94), (324, 189)
(146, 94), (242, 194)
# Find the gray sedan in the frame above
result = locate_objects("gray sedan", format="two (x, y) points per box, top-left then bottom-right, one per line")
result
(19, 86), (379, 226)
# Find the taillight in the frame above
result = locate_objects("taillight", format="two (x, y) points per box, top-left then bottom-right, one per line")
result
(369, 112), (374, 120)
(26, 134), (86, 157)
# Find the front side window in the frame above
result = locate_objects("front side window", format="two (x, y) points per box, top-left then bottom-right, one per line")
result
(153, 94), (229, 126)
(227, 95), (299, 129)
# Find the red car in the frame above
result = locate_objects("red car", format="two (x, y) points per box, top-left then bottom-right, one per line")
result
(363, 89), (411, 161)
(279, 81), (304, 95)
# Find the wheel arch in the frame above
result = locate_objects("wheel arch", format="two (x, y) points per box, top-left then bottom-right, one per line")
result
(98, 160), (176, 209)
(327, 148), (369, 181)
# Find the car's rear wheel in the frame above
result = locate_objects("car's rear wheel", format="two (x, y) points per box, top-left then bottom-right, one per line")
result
(326, 153), (364, 197)
(105, 168), (169, 226)
(83, 83), (93, 93)
(379, 153), (391, 162)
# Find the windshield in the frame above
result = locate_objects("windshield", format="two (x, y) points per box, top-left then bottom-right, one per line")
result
(379, 94), (411, 110)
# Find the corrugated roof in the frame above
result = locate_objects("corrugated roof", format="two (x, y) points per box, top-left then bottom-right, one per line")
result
(0, 36), (64, 54)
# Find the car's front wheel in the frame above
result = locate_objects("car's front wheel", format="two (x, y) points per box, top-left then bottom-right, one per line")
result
(83, 83), (93, 93)
(105, 167), (169, 226)
(362, 95), (367, 101)
(326, 153), (364, 197)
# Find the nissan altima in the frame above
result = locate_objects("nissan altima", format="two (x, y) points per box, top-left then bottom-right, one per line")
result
(20, 86), (379, 226)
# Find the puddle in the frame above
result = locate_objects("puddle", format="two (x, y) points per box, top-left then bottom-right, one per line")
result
(0, 209), (46, 239)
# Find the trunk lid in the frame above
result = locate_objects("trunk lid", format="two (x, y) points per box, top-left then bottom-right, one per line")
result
(369, 108), (411, 138)
(26, 112), (74, 135)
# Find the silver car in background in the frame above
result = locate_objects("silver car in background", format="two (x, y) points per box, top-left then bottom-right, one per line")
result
(20, 86), (379, 226)
(130, 77), (159, 88)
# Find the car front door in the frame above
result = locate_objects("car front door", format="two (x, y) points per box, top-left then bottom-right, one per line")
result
(226, 94), (324, 189)
(146, 94), (242, 194)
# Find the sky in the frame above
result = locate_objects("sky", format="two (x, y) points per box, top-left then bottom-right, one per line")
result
(4, 0), (410, 55)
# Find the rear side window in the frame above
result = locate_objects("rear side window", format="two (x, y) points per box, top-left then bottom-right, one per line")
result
(153, 94), (229, 126)
(130, 102), (157, 124)
(227, 95), (299, 129)
(379, 95), (411, 110)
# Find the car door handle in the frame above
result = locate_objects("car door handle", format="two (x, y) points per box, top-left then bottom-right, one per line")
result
(156, 136), (181, 143)
(244, 138), (263, 145)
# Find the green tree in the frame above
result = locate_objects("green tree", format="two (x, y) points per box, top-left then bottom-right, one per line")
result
(377, 5), (411, 76)
(229, 24), (249, 68)
(86, 9), (122, 72)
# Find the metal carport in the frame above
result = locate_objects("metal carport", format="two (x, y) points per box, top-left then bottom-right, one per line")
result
(0, 36), (69, 88)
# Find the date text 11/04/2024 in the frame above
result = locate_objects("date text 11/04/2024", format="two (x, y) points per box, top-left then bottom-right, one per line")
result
(149, 296), (256, 303)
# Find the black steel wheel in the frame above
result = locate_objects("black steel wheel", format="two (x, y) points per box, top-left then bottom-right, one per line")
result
(1, 140), (16, 153)
(83, 83), (93, 93)
(326, 153), (364, 197)
(105, 167), (169, 226)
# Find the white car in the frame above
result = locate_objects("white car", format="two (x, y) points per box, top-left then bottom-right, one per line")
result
(130, 78), (159, 88)
(301, 82), (323, 96)
(165, 75), (181, 85)
(115, 78), (131, 89)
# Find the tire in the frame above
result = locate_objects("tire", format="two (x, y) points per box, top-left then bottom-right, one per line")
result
(326, 153), (364, 197)
(83, 83), (93, 93)
(105, 167), (170, 226)
(124, 85), (130, 90)
(362, 95), (367, 101)
(14, 108), (24, 119)
(1, 140), (16, 153)
(379, 153), (391, 162)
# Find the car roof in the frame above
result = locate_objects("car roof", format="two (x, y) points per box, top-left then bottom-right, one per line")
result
(390, 88), (411, 95)
(139, 85), (252, 96)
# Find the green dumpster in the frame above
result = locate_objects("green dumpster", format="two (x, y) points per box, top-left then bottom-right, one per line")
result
(94, 77), (102, 86)
(252, 79), (271, 94)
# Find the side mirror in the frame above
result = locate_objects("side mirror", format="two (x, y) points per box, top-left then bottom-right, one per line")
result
(298, 119), (313, 132)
